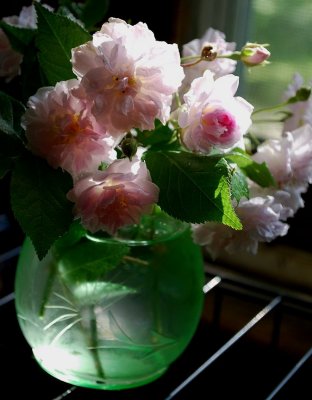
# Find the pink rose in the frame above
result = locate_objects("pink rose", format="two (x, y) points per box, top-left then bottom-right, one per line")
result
(23, 79), (118, 179)
(178, 70), (253, 152)
(68, 158), (159, 234)
(71, 18), (184, 134)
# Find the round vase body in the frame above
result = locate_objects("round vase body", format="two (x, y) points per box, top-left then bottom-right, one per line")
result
(15, 214), (205, 390)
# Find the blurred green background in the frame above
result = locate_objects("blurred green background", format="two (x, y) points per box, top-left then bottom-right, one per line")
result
(244, 0), (312, 113)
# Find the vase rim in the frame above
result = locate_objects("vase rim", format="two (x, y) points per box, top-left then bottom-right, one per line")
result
(85, 214), (190, 246)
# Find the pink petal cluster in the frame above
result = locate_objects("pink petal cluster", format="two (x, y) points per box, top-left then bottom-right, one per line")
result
(23, 79), (117, 179)
(67, 158), (159, 234)
(283, 73), (312, 132)
(178, 70), (253, 152)
(71, 17), (184, 134)
(192, 193), (289, 259)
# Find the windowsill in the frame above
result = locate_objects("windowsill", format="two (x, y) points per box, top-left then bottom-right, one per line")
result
(204, 243), (312, 300)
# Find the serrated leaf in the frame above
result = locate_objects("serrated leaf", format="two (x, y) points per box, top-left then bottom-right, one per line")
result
(35, 2), (91, 85)
(0, 21), (36, 53)
(231, 167), (249, 203)
(11, 155), (73, 259)
(145, 151), (242, 230)
(225, 148), (276, 187)
(0, 91), (25, 136)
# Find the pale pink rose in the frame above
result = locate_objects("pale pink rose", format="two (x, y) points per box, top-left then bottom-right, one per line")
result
(192, 222), (232, 260)
(283, 73), (312, 132)
(249, 183), (304, 218)
(178, 70), (253, 152)
(289, 125), (312, 184)
(241, 43), (270, 66)
(192, 194), (289, 258)
(0, 29), (22, 82)
(253, 124), (312, 186)
(23, 79), (118, 179)
(253, 134), (292, 184)
(274, 185), (306, 215)
(177, 28), (236, 103)
(71, 18), (184, 134)
(67, 158), (159, 234)
(182, 27), (236, 83)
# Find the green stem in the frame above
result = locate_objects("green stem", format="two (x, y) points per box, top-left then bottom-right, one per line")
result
(39, 261), (57, 318)
(181, 58), (203, 68)
(252, 101), (289, 116)
(57, 280), (106, 382)
(180, 54), (201, 63)
(123, 255), (149, 266)
(252, 119), (284, 124)
(88, 305), (106, 381)
(175, 92), (181, 108)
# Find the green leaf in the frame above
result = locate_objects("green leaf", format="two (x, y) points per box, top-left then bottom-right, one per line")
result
(0, 91), (25, 136)
(145, 151), (242, 230)
(0, 21), (36, 53)
(11, 155), (73, 260)
(136, 120), (175, 146)
(20, 42), (47, 101)
(231, 167), (249, 203)
(57, 239), (129, 284)
(35, 2), (91, 85)
(225, 148), (276, 187)
(0, 131), (24, 178)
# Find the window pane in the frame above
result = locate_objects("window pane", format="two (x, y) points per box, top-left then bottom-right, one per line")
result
(244, 0), (312, 137)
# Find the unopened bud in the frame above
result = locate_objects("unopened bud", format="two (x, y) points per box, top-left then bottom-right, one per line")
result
(287, 87), (311, 104)
(241, 43), (270, 67)
(294, 87), (311, 102)
(201, 45), (217, 61)
(121, 133), (138, 161)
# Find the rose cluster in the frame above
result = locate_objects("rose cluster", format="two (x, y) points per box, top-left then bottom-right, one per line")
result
(3, 3), (312, 259)
(20, 16), (257, 236)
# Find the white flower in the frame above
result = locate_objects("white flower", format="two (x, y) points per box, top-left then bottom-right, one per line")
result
(253, 124), (312, 186)
(3, 5), (37, 29)
(283, 73), (312, 132)
(192, 193), (289, 259)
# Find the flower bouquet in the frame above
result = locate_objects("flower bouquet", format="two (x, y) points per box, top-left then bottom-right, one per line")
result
(1, 0), (312, 390)
(1, 1), (311, 260)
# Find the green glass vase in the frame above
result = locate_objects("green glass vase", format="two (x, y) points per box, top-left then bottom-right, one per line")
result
(15, 212), (205, 390)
